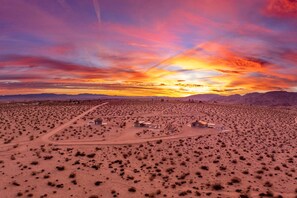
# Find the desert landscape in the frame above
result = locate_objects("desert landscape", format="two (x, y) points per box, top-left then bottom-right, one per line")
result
(0, 99), (296, 198)
(1, 0), (297, 197)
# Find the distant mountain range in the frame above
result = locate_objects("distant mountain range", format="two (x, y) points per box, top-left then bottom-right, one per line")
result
(185, 91), (297, 106)
(0, 93), (111, 102)
(1, 91), (297, 106)
(0, 93), (166, 102)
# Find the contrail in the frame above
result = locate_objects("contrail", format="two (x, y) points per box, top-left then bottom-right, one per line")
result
(146, 45), (201, 72)
(92, 0), (101, 24)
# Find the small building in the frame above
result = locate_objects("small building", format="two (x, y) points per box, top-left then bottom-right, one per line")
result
(207, 123), (215, 128)
(134, 120), (151, 128)
(94, 118), (103, 125)
(191, 120), (208, 128)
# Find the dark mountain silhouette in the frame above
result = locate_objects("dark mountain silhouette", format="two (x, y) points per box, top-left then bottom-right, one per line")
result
(0, 93), (109, 102)
(0, 93), (169, 102)
(1, 91), (296, 105)
(185, 91), (297, 106)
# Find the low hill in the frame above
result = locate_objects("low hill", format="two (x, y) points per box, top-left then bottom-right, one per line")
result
(185, 91), (297, 106)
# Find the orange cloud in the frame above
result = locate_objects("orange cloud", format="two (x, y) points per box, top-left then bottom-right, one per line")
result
(146, 42), (297, 95)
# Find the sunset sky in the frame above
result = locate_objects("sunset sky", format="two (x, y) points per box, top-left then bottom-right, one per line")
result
(1, 0), (297, 96)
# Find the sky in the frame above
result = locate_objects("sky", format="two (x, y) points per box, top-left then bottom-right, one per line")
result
(1, 0), (297, 96)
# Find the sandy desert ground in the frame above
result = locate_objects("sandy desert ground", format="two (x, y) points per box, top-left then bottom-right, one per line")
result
(0, 100), (296, 198)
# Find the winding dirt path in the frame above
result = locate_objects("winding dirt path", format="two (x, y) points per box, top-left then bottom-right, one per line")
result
(0, 101), (226, 148)
(39, 101), (222, 146)
(44, 128), (220, 146)
(1, 102), (218, 149)
(40, 103), (223, 146)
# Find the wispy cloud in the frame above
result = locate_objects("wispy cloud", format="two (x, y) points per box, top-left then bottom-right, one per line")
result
(92, 0), (101, 24)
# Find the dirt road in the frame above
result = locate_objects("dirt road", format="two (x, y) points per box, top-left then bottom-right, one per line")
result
(1, 102), (223, 149)
(41, 102), (108, 142)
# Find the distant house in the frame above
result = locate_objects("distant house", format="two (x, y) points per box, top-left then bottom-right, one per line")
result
(191, 120), (216, 128)
(191, 120), (208, 128)
(94, 118), (103, 125)
(207, 123), (215, 128)
(134, 120), (151, 128)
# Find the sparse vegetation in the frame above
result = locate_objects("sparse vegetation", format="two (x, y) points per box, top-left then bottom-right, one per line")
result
(0, 100), (296, 197)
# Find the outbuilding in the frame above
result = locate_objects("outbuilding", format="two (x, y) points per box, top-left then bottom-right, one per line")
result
(134, 120), (151, 128)
(94, 118), (103, 125)
(207, 123), (215, 128)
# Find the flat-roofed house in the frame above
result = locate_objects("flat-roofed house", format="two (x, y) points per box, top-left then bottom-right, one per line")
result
(207, 123), (215, 128)
(134, 120), (151, 128)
